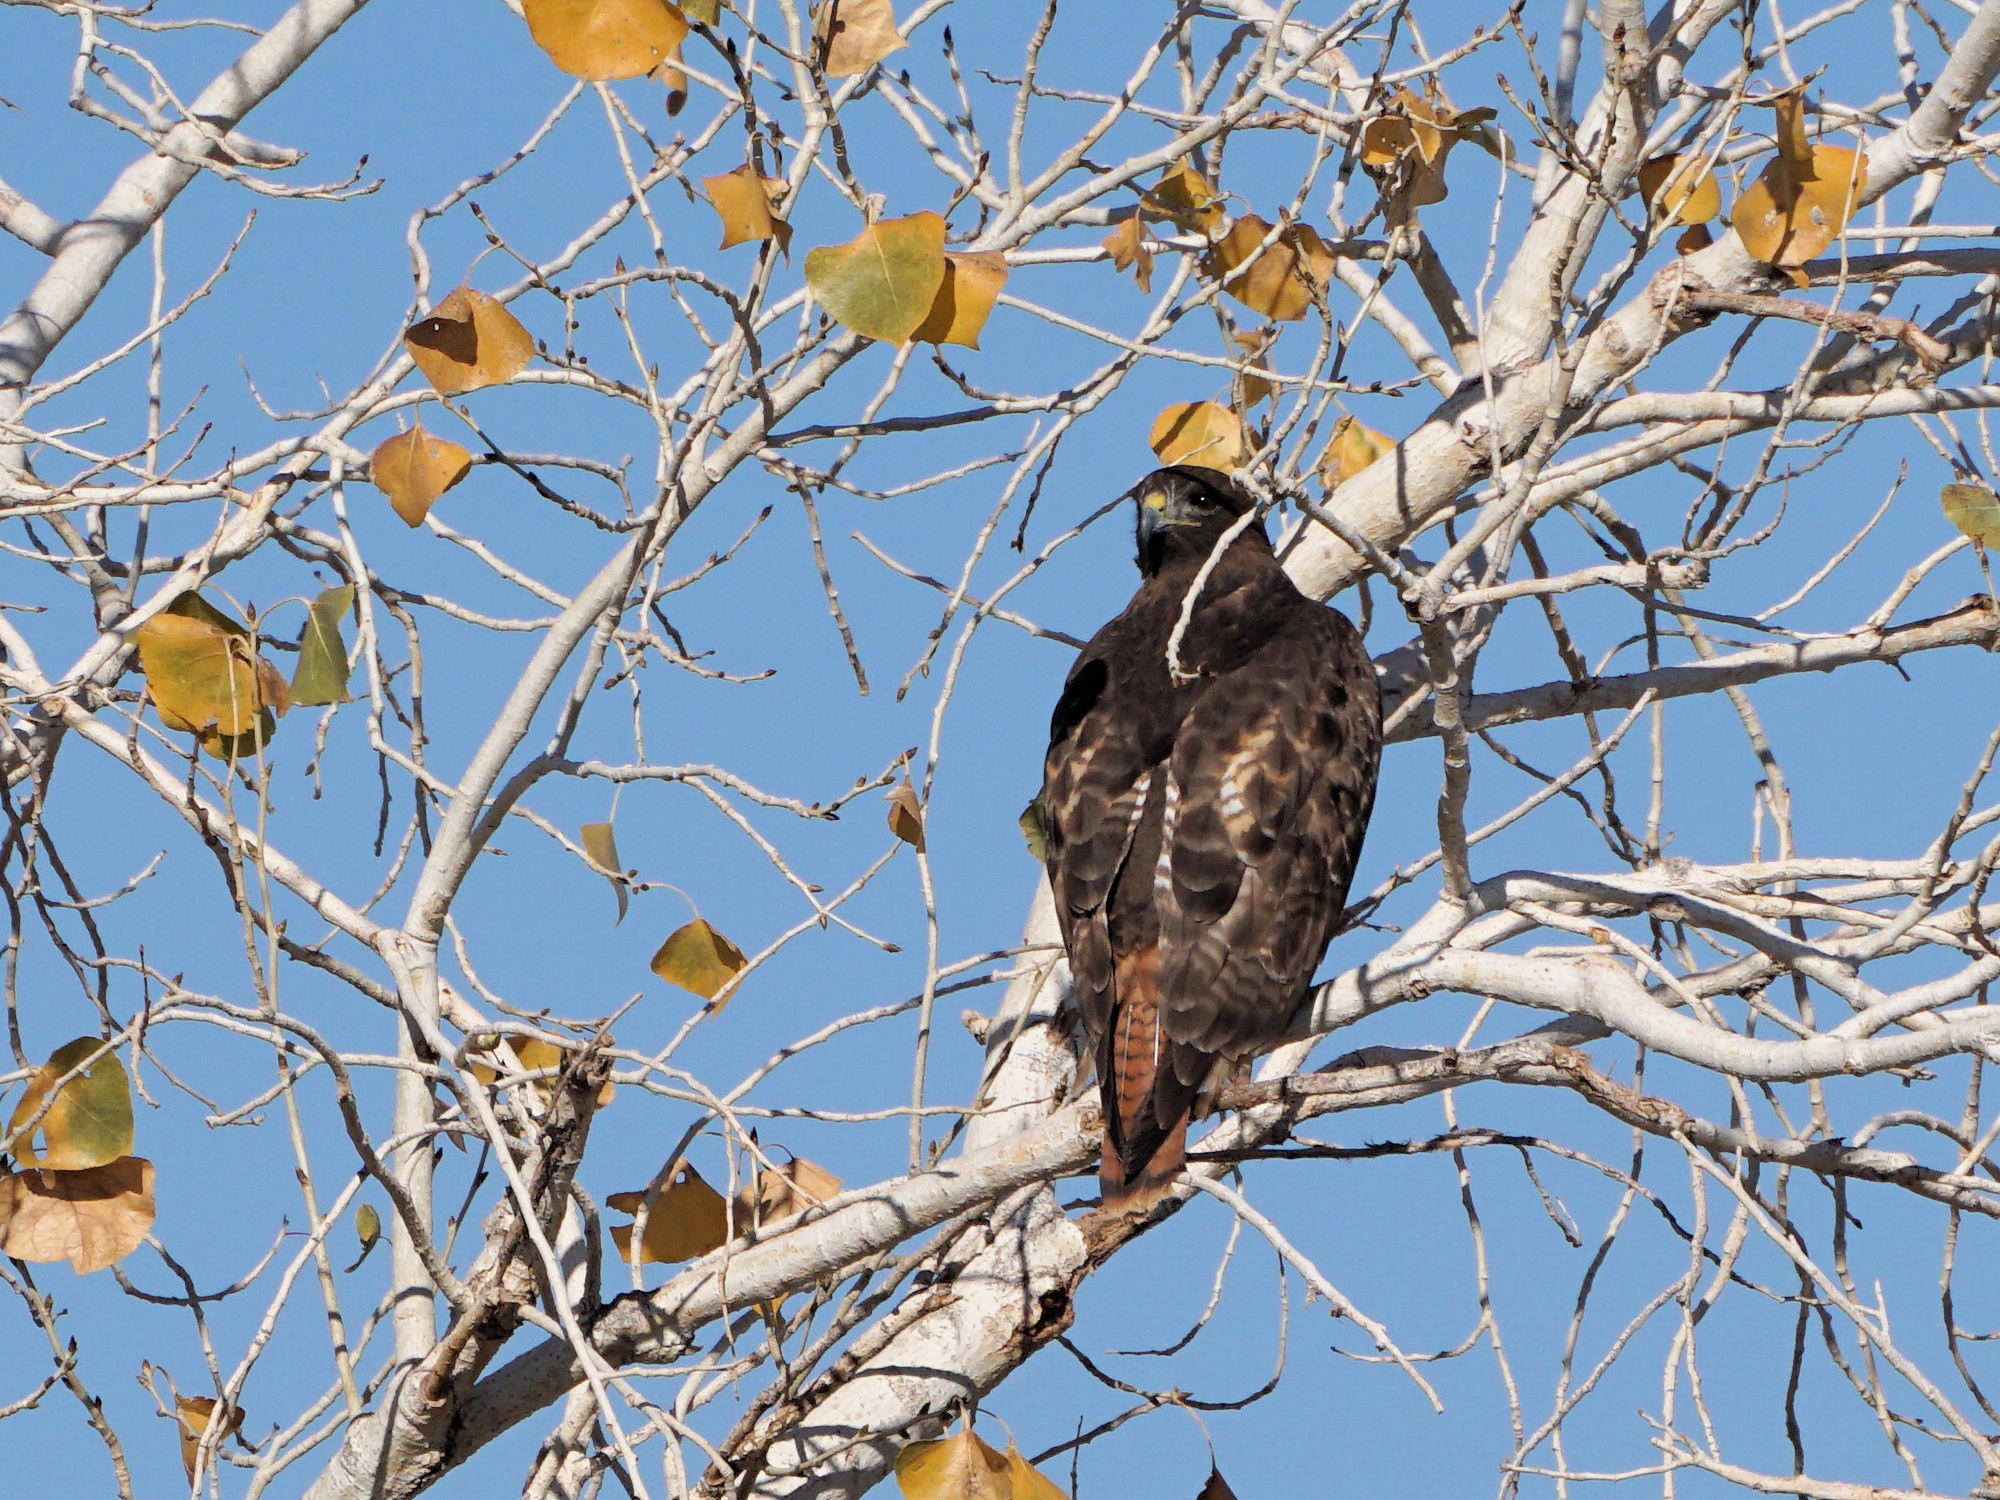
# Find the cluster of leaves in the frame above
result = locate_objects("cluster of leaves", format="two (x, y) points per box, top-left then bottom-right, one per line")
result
(0, 1038), (154, 1274)
(607, 1153), (841, 1265)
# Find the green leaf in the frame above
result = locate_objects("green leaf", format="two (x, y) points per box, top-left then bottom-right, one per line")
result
(804, 212), (947, 345)
(292, 586), (355, 706)
(8, 1037), (134, 1171)
(1943, 482), (2000, 547)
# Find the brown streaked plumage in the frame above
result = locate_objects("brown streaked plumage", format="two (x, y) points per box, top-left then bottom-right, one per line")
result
(1040, 466), (1381, 1209)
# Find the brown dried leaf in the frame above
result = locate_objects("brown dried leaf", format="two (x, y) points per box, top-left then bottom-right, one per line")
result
(7, 1037), (132, 1172)
(656, 54), (688, 116)
(894, 1427), (1012, 1500)
(704, 164), (792, 252)
(176, 1395), (245, 1481)
(1317, 414), (1393, 488)
(1194, 1467), (1240, 1500)
(1202, 214), (1336, 322)
(913, 250), (1008, 349)
(608, 1161), (731, 1263)
(0, 1156), (155, 1274)
(804, 212), (947, 345)
(580, 821), (629, 923)
(1637, 153), (1720, 225)
(1943, 483), (2000, 547)
(404, 287), (535, 396)
(651, 917), (749, 1003)
(1140, 161), (1224, 237)
(522, 0), (689, 80)
(732, 1155), (842, 1230)
(1675, 221), (1714, 256)
(815, 0), (905, 78)
(1149, 401), (1251, 471)
(886, 781), (926, 851)
(371, 424), (474, 527)
(1100, 217), (1154, 293)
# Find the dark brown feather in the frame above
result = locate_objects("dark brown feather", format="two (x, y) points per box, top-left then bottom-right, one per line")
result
(1041, 467), (1381, 1206)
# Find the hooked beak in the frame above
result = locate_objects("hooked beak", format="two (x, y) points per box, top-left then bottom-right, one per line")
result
(1133, 482), (1181, 547)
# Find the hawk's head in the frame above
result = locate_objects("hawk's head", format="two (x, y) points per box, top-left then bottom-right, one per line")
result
(1130, 466), (1265, 574)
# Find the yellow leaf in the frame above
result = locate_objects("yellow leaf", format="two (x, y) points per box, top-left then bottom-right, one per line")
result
(1675, 222), (1714, 256)
(886, 781), (926, 851)
(732, 1155), (842, 1230)
(1317, 414), (1393, 488)
(703, 164), (792, 252)
(1005, 1445), (1069, 1500)
(651, 917), (749, 1002)
(1100, 217), (1154, 293)
(0, 1155), (154, 1274)
(1148, 401), (1251, 470)
(132, 600), (289, 745)
(684, 0), (718, 20)
(1359, 84), (1490, 224)
(815, 0), (905, 78)
(1943, 483), (2000, 547)
(404, 287), (535, 396)
(8, 1037), (132, 1172)
(1230, 326), (1277, 408)
(1140, 162), (1224, 237)
(1637, 153), (1720, 225)
(1202, 214), (1336, 322)
(522, 0), (688, 80)
(914, 251), (1008, 349)
(174, 1394), (245, 1480)
(371, 424), (474, 528)
(580, 821), (630, 923)
(894, 1427), (1012, 1500)
(607, 1161), (731, 1263)
(656, 53), (689, 116)
(468, 1035), (615, 1108)
(1729, 144), (1867, 269)
(804, 212), (947, 345)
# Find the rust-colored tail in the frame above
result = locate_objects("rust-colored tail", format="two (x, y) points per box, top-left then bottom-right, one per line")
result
(1099, 947), (1190, 1212)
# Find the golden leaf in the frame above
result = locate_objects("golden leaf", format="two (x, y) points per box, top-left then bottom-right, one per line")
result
(1005, 1445), (1069, 1500)
(815, 0), (905, 78)
(608, 1161), (731, 1263)
(684, 0), (719, 19)
(1230, 326), (1277, 408)
(522, 0), (689, 80)
(371, 424), (474, 528)
(1676, 222), (1714, 256)
(1140, 161), (1224, 237)
(895, 1427), (1012, 1500)
(1317, 414), (1392, 488)
(651, 917), (749, 1003)
(1149, 401), (1251, 470)
(0, 1156), (155, 1274)
(132, 598), (289, 748)
(1202, 214), (1337, 322)
(1359, 85), (1492, 224)
(404, 287), (535, 396)
(1637, 153), (1720, 225)
(732, 1156), (842, 1231)
(1943, 482), (2000, 547)
(886, 781), (926, 851)
(703, 164), (792, 252)
(175, 1395), (245, 1480)
(914, 251), (1008, 349)
(467, 1035), (615, 1108)
(580, 821), (629, 923)
(804, 212), (947, 345)
(7, 1037), (133, 1172)
(656, 54), (689, 116)
(1101, 217), (1154, 293)
(1729, 143), (1868, 270)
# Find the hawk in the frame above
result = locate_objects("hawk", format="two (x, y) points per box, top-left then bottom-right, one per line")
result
(1040, 466), (1382, 1208)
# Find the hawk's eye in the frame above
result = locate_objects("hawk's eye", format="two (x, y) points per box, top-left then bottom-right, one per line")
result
(1192, 490), (1218, 508)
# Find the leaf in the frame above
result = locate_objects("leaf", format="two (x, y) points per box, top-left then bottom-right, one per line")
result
(1202, 214), (1337, 322)
(815, 0), (905, 78)
(1729, 126), (1868, 271)
(608, 1161), (731, 1263)
(175, 1394), (245, 1481)
(887, 781), (925, 851)
(132, 599), (289, 747)
(1005, 1445), (1069, 1500)
(703, 164), (792, 253)
(1637, 153), (1720, 225)
(1317, 414), (1393, 488)
(292, 585), (355, 706)
(1018, 796), (1048, 862)
(1194, 1467), (1240, 1500)
(1676, 222), (1714, 256)
(804, 212), (947, 345)
(404, 286), (535, 396)
(1101, 217), (1154, 293)
(371, 424), (474, 528)
(732, 1155), (842, 1230)
(343, 1201), (381, 1273)
(894, 1427), (1012, 1500)
(1359, 84), (1492, 224)
(1140, 161), (1224, 237)
(1943, 483), (2000, 547)
(467, 1035), (615, 1107)
(656, 54), (689, 116)
(652, 918), (749, 1002)
(913, 251), (1008, 349)
(1230, 326), (1277, 408)
(8, 1037), (133, 1171)
(522, 0), (689, 80)
(0, 1155), (155, 1274)
(581, 821), (630, 923)
(684, 0), (719, 20)
(1148, 401), (1251, 470)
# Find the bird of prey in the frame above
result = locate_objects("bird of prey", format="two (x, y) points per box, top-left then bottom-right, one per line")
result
(1039, 466), (1381, 1209)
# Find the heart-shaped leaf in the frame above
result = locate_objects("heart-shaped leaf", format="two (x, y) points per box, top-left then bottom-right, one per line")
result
(1149, 401), (1251, 470)
(894, 1427), (1012, 1500)
(8, 1037), (133, 1171)
(0, 1155), (155, 1274)
(523, 0), (688, 80)
(1943, 482), (2000, 546)
(805, 213), (947, 345)
(913, 251), (1008, 349)
(1202, 214), (1337, 322)
(1317, 414), (1393, 488)
(608, 1161), (731, 1263)
(703, 165), (792, 252)
(404, 287), (534, 396)
(651, 918), (749, 1003)
(372, 425), (474, 527)
(814, 0), (905, 78)
(132, 598), (289, 748)
(291, 585), (355, 706)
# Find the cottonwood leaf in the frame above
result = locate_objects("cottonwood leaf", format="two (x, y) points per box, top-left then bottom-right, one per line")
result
(814, 0), (905, 77)
(468, 1035), (615, 1107)
(703, 165), (791, 252)
(1194, 1467), (1240, 1500)
(1317, 414), (1393, 488)
(1140, 161), (1224, 237)
(1359, 84), (1492, 224)
(733, 1155), (841, 1231)
(581, 821), (630, 923)
(522, 0), (688, 80)
(651, 918), (748, 1002)
(1018, 796), (1049, 862)
(1005, 1445), (1069, 1500)
(343, 1201), (381, 1273)
(1943, 483), (2000, 547)
(1230, 326), (1277, 408)
(894, 1427), (1011, 1500)
(1728, 93), (1866, 278)
(656, 52), (689, 116)
(133, 598), (289, 751)
(0, 1155), (154, 1274)
(292, 585), (355, 706)
(1202, 214), (1337, 322)
(804, 212), (947, 345)
(405, 287), (535, 396)
(886, 781), (925, 851)
(608, 1162), (731, 1263)
(1149, 401), (1251, 470)
(1637, 153), (1720, 225)
(684, 0), (719, 20)
(1101, 218), (1154, 292)
(914, 251), (1008, 349)
(175, 1395), (245, 1480)
(8, 1037), (133, 1171)
(372, 424), (473, 528)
